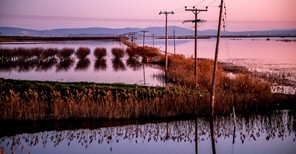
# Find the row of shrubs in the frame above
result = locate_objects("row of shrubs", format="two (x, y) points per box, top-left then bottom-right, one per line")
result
(0, 46), (161, 61)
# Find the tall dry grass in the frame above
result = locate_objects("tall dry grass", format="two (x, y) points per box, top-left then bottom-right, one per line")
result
(1, 78), (293, 121)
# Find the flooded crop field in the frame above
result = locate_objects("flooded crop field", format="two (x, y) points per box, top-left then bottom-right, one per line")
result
(0, 110), (295, 154)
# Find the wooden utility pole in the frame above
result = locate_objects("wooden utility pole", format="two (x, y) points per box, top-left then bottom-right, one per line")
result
(159, 11), (174, 70)
(184, 6), (207, 87)
(210, 0), (224, 116)
(140, 30), (148, 48)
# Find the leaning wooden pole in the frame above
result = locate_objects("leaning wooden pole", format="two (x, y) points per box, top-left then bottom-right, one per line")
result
(210, 0), (224, 116)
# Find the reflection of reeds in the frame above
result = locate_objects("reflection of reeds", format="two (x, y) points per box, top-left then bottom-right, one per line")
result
(111, 48), (125, 59)
(75, 58), (91, 71)
(126, 57), (142, 71)
(94, 59), (107, 71)
(36, 58), (57, 71)
(112, 58), (126, 71)
(94, 48), (107, 59)
(56, 58), (75, 72)
(75, 47), (91, 59)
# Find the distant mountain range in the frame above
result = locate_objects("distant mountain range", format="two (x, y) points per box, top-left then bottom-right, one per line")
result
(0, 26), (295, 37)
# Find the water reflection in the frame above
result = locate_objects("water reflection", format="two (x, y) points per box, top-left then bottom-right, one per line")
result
(112, 58), (126, 72)
(56, 58), (75, 72)
(75, 58), (91, 71)
(94, 58), (107, 71)
(36, 58), (57, 71)
(126, 57), (142, 71)
(0, 110), (294, 154)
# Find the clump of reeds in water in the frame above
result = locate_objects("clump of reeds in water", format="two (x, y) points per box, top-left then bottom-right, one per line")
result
(75, 47), (91, 59)
(57, 48), (75, 60)
(125, 48), (142, 70)
(94, 47), (107, 71)
(126, 48), (138, 58)
(111, 48), (125, 59)
(94, 47), (107, 59)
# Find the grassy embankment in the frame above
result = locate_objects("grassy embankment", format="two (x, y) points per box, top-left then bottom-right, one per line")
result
(0, 39), (295, 121)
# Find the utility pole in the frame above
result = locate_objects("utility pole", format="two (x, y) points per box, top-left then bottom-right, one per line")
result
(140, 30), (148, 48)
(173, 30), (176, 54)
(210, 0), (224, 116)
(184, 6), (207, 87)
(159, 11), (174, 70)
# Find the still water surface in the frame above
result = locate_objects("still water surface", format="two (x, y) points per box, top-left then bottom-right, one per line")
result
(0, 110), (295, 154)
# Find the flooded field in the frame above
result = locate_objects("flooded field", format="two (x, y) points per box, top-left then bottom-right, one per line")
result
(0, 41), (164, 86)
(0, 110), (295, 154)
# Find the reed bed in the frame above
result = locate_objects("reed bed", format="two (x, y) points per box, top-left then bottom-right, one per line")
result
(94, 47), (107, 59)
(75, 47), (91, 59)
(1, 78), (294, 121)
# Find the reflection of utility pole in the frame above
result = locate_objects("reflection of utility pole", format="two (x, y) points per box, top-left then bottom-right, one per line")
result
(184, 6), (207, 87)
(210, 117), (216, 154)
(210, 0), (224, 116)
(140, 30), (148, 48)
(159, 11), (174, 71)
(173, 30), (176, 54)
(140, 30), (148, 85)
(195, 118), (198, 154)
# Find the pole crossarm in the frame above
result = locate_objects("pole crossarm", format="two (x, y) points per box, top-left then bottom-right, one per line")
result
(185, 6), (208, 13)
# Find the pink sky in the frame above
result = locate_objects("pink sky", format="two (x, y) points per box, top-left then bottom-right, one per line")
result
(0, 0), (295, 31)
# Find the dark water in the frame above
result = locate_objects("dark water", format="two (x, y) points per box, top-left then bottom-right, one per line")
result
(1, 110), (295, 154)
